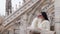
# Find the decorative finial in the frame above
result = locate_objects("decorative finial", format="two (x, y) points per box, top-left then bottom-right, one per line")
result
(12, 7), (14, 12)
(19, 2), (21, 7)
(16, 4), (17, 9)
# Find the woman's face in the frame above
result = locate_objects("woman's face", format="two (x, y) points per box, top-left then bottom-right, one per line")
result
(37, 13), (44, 19)
(38, 15), (44, 19)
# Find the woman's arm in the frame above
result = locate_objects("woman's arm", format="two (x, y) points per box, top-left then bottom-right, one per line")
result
(38, 20), (50, 31)
(27, 17), (38, 29)
(43, 21), (50, 31)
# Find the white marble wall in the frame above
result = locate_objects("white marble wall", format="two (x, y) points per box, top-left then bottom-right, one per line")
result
(55, 23), (60, 34)
(55, 0), (60, 34)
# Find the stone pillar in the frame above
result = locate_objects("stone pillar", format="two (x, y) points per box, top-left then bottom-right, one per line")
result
(55, 0), (60, 34)
(20, 14), (28, 34)
(6, 0), (12, 16)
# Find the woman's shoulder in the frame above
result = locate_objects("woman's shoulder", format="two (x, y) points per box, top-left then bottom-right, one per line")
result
(32, 17), (38, 22)
(42, 20), (50, 25)
(43, 20), (50, 23)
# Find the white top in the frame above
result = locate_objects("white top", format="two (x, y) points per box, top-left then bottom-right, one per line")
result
(27, 17), (50, 31)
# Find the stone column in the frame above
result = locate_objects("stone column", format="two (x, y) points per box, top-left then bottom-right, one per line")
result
(20, 14), (28, 34)
(6, 0), (12, 16)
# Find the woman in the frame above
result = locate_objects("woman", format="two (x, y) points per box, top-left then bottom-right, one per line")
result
(27, 12), (50, 34)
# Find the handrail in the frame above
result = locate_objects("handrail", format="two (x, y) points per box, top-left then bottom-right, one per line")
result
(47, 6), (54, 13)
(47, 5), (54, 12)
(4, 0), (31, 21)
(2, 0), (40, 27)
(41, 1), (54, 12)
(46, 2), (54, 11)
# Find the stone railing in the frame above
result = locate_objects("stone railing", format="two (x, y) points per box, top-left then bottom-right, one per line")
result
(41, 1), (54, 12)
(2, 0), (40, 27)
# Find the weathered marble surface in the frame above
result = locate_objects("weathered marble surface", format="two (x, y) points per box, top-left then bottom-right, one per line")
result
(55, 0), (60, 34)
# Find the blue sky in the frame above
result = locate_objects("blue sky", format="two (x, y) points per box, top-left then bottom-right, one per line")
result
(0, 0), (22, 16)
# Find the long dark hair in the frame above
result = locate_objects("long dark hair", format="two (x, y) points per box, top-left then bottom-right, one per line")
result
(41, 12), (49, 20)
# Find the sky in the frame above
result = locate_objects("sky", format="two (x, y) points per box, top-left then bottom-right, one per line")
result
(0, 0), (22, 16)
(0, 0), (5, 16)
